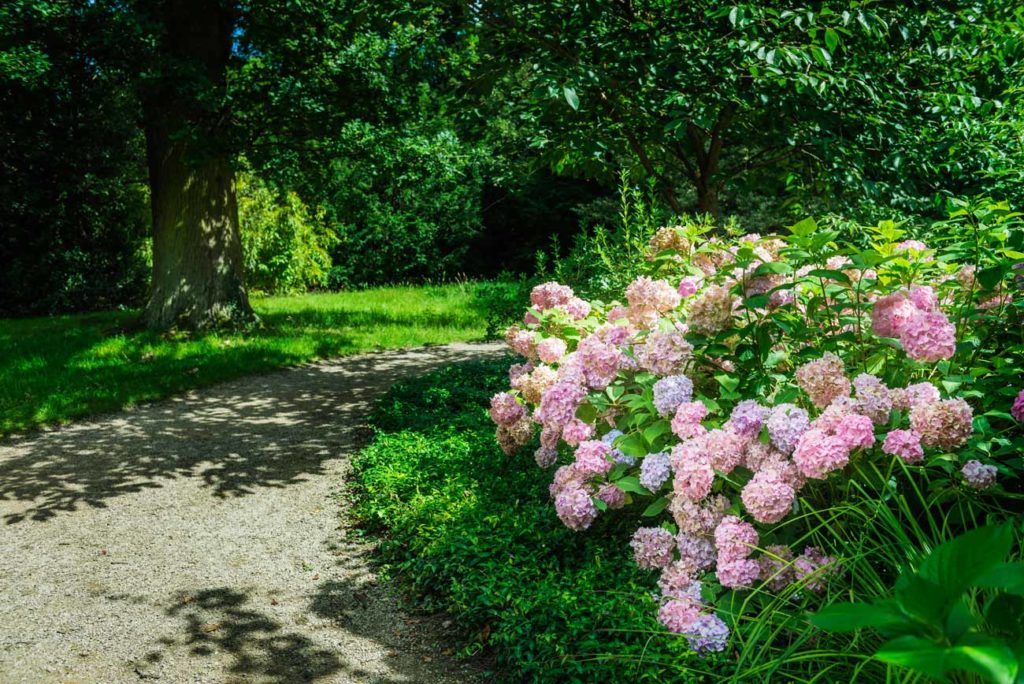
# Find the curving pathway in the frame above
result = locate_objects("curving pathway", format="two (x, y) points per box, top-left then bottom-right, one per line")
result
(0, 342), (504, 684)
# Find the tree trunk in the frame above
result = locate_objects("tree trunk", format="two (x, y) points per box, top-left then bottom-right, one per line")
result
(142, 0), (253, 330)
(695, 179), (720, 217)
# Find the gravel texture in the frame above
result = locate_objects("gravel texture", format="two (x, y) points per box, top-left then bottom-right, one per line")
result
(0, 342), (504, 684)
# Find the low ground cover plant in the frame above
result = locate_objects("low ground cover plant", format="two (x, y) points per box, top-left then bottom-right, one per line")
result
(488, 199), (1024, 678)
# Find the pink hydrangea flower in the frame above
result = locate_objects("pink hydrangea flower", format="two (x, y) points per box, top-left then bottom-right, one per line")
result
(563, 297), (591, 320)
(531, 282), (574, 310)
(908, 285), (939, 311)
(573, 440), (614, 478)
(489, 392), (526, 426)
(714, 515), (758, 562)
(716, 557), (761, 589)
(505, 326), (538, 359)
(853, 373), (893, 424)
(900, 310), (956, 362)
(658, 599), (702, 633)
(658, 562), (703, 598)
(796, 353), (851, 408)
(635, 330), (694, 376)
(896, 239), (928, 254)
(555, 487), (598, 530)
(910, 398), (973, 450)
(536, 381), (586, 429)
(895, 382), (941, 410)
(672, 495), (729, 537)
(812, 396), (858, 434)
(741, 469), (795, 524)
(536, 337), (567, 364)
(834, 414), (876, 450)
(687, 285), (736, 335)
(626, 276), (682, 313)
(726, 400), (769, 438)
(631, 527), (676, 569)
(672, 446), (715, 501)
(672, 401), (709, 440)
(882, 429), (924, 464)
(794, 546), (837, 592)
(1013, 389), (1024, 422)
(678, 276), (701, 297)
(871, 292), (919, 338)
(606, 306), (629, 323)
(576, 334), (622, 389)
(562, 418), (595, 446)
(704, 428), (747, 474)
(792, 429), (850, 479)
(596, 482), (626, 509)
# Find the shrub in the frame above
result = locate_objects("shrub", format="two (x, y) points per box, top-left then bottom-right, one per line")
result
(488, 198), (1024, 679)
(238, 169), (337, 294)
(352, 360), (727, 682)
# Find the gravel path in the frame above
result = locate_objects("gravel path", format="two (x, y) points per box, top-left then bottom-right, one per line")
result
(0, 342), (504, 684)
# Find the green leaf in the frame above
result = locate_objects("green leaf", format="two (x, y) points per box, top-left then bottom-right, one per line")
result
(804, 268), (851, 284)
(563, 86), (579, 111)
(810, 601), (908, 633)
(643, 421), (671, 444)
(977, 265), (1006, 290)
(874, 636), (951, 680)
(617, 433), (648, 458)
(715, 373), (740, 393)
(918, 525), (1013, 599)
(825, 28), (839, 51)
(789, 217), (818, 236)
(948, 634), (1019, 684)
(976, 562), (1024, 597)
(642, 496), (669, 517)
(615, 476), (651, 496)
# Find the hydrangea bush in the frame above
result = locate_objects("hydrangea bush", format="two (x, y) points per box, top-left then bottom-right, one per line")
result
(489, 203), (1024, 655)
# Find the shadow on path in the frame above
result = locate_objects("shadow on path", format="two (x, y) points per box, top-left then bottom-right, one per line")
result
(0, 344), (501, 524)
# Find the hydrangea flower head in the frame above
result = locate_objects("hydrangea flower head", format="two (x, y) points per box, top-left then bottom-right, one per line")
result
(674, 533), (716, 573)
(792, 428), (850, 479)
(653, 375), (694, 417)
(636, 330), (693, 376)
(573, 440), (614, 478)
(639, 452), (672, 491)
(741, 469), (795, 524)
(531, 282), (574, 310)
(490, 392), (526, 426)
(726, 400), (769, 438)
(882, 429), (924, 464)
(796, 353), (851, 408)
(683, 614), (730, 654)
(717, 557), (761, 589)
(962, 460), (997, 490)
(714, 515), (758, 562)
(871, 292), (918, 338)
(834, 414), (876, 450)
(658, 599), (702, 634)
(536, 337), (567, 364)
(596, 482), (626, 509)
(794, 546), (837, 592)
(626, 276), (682, 313)
(631, 527), (676, 569)
(688, 285), (736, 335)
(1011, 389), (1024, 422)
(910, 398), (973, 450)
(534, 446), (558, 468)
(767, 403), (810, 454)
(672, 401), (710, 440)
(554, 486), (598, 530)
(900, 310), (956, 362)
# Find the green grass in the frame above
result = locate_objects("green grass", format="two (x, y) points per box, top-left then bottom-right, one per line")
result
(0, 284), (487, 434)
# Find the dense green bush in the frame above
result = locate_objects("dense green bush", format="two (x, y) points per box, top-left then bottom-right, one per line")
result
(238, 170), (337, 294)
(353, 360), (726, 682)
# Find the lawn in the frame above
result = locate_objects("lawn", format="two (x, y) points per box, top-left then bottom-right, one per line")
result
(0, 284), (487, 434)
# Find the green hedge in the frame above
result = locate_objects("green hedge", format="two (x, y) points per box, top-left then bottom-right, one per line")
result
(351, 359), (722, 682)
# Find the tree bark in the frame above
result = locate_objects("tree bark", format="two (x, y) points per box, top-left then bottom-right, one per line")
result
(142, 0), (253, 330)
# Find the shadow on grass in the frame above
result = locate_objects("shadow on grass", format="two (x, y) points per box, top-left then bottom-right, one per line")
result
(0, 344), (502, 524)
(0, 300), (486, 434)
